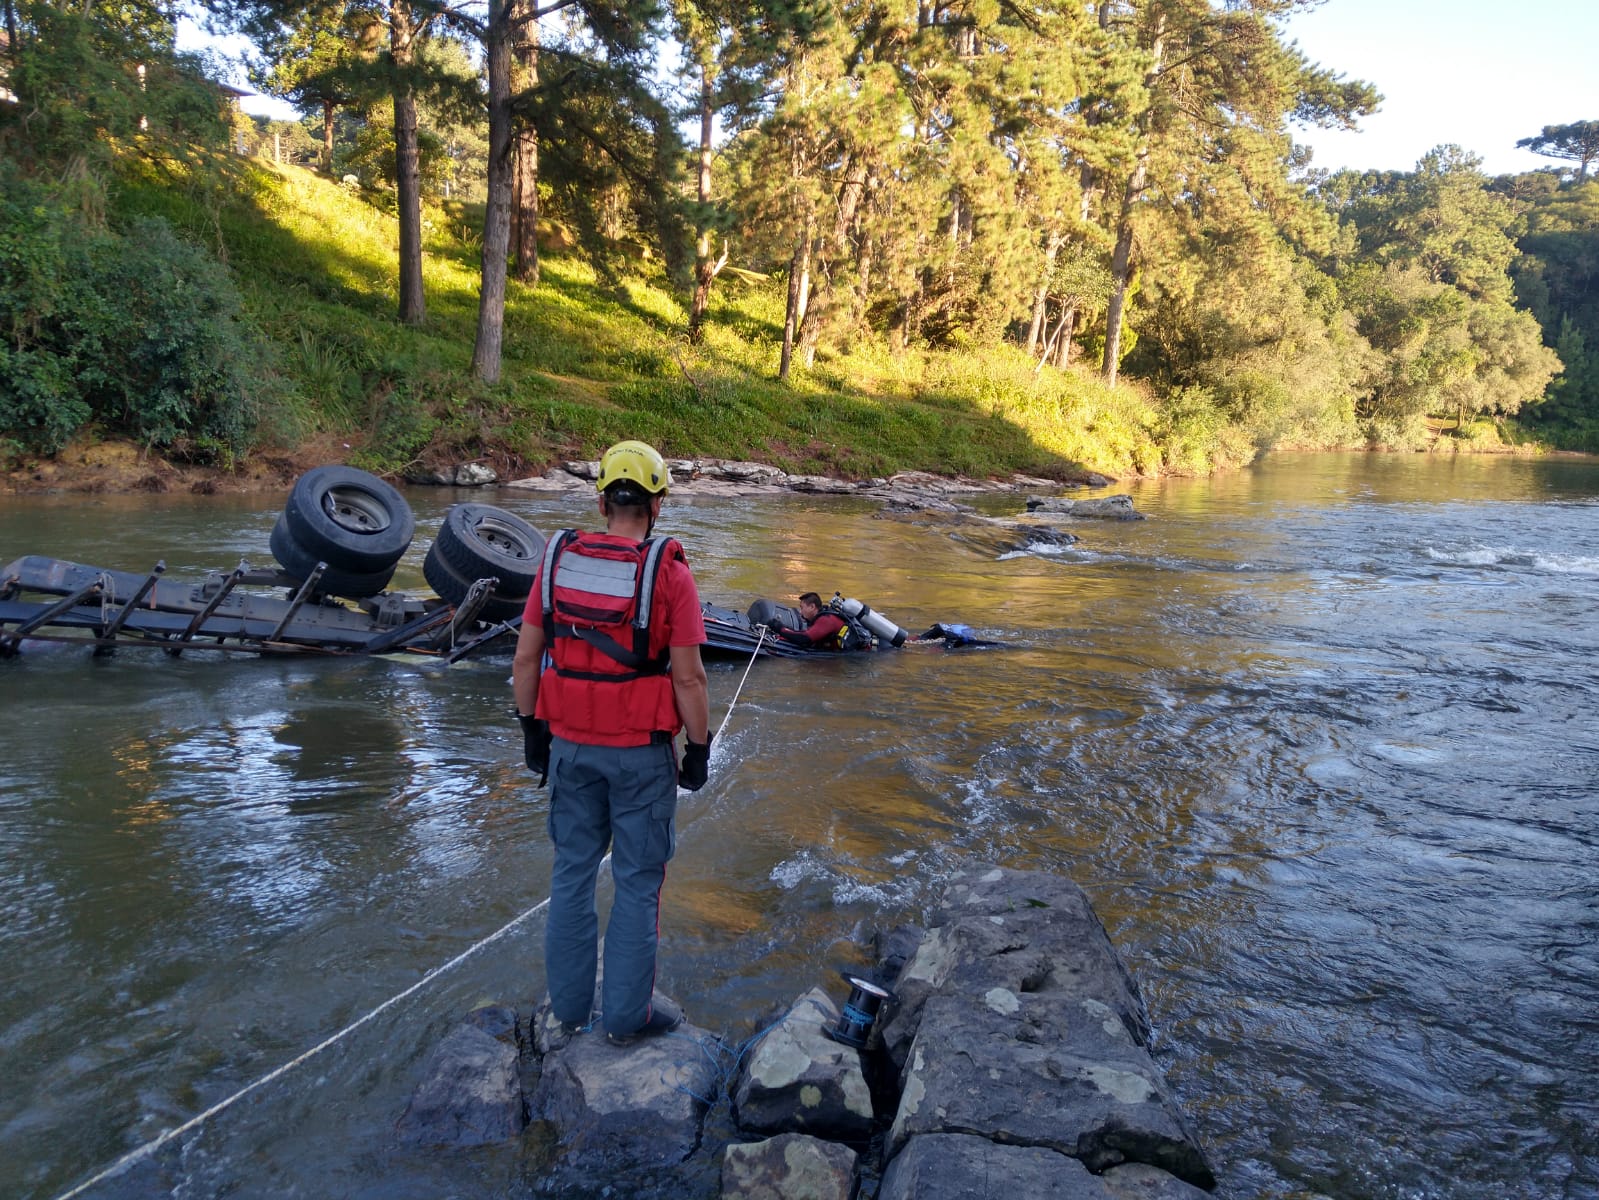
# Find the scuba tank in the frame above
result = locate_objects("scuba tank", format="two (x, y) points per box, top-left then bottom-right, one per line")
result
(833, 593), (908, 648)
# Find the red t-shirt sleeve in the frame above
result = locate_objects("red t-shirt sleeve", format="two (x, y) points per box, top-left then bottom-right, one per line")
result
(663, 555), (707, 646)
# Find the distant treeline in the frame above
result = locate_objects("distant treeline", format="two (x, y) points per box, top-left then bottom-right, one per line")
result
(2, 0), (1597, 468)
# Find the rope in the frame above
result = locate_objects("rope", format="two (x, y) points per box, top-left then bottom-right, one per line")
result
(54, 627), (773, 1199)
(49, 871), (589, 1200)
(713, 625), (766, 745)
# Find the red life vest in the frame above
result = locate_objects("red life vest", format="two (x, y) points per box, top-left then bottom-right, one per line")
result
(536, 530), (684, 745)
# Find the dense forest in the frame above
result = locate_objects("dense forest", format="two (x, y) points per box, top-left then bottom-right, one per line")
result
(3, 0), (1598, 483)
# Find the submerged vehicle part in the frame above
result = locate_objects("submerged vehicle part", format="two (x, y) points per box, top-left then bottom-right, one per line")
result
(423, 504), (545, 624)
(280, 465), (415, 574)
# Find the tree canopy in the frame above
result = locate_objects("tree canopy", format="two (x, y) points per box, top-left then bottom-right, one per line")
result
(1, 0), (1591, 466)
(1517, 120), (1599, 181)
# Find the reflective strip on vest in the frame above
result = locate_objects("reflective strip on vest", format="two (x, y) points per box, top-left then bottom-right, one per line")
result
(552, 551), (639, 624)
(540, 530), (676, 631)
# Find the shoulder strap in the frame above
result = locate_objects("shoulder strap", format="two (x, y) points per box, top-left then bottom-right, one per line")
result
(540, 529), (579, 643)
(633, 536), (683, 630)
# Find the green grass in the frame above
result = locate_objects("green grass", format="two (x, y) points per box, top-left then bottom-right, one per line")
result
(112, 153), (1164, 481)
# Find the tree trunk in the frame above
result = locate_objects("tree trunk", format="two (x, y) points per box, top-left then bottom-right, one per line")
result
(779, 219), (813, 381)
(1100, 14), (1164, 386)
(1056, 304), (1076, 368)
(321, 99), (335, 174)
(1100, 168), (1141, 386)
(852, 231), (873, 328)
(390, 0), (425, 325)
(797, 156), (868, 369)
(687, 65), (717, 345)
(471, 0), (513, 382)
(1025, 232), (1062, 354)
(510, 0), (539, 285)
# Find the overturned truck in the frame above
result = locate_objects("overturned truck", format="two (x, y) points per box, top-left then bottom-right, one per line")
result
(0, 467), (540, 662)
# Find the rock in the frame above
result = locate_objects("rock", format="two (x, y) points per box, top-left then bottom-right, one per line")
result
(394, 1020), (526, 1147)
(700, 460), (789, 486)
(530, 1014), (719, 1172)
(879, 1132), (1109, 1199)
(877, 866), (1150, 1076)
(405, 466), (457, 485)
(889, 992), (1214, 1188)
(787, 475), (859, 494)
(732, 988), (875, 1142)
(721, 1132), (857, 1200)
(1100, 1162), (1216, 1199)
(872, 925), (925, 987)
(454, 462), (498, 486)
(1025, 493), (1144, 520)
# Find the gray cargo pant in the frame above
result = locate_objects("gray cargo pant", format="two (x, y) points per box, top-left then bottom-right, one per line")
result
(544, 735), (679, 1037)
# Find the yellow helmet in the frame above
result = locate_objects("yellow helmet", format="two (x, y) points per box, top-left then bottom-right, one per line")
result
(596, 440), (670, 495)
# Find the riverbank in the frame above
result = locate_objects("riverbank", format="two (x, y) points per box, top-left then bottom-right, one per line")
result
(0, 428), (1559, 499)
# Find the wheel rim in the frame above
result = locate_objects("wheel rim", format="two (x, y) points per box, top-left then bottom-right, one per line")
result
(472, 515), (536, 559)
(323, 487), (392, 534)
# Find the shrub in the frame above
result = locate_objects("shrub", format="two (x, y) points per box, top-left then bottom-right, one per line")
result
(0, 167), (272, 458)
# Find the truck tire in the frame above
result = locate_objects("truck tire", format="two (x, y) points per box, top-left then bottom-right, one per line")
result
(281, 466), (414, 575)
(423, 504), (545, 623)
(270, 515), (397, 599)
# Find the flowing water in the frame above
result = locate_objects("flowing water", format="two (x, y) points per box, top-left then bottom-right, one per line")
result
(1, 453), (1596, 1200)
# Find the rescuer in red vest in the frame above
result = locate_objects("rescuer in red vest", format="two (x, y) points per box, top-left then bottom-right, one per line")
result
(511, 440), (711, 1046)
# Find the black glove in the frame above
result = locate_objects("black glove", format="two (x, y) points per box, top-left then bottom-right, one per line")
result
(519, 714), (552, 782)
(764, 617), (785, 634)
(680, 736), (711, 791)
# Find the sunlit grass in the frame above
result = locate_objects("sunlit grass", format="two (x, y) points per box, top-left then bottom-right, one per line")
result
(113, 155), (1161, 481)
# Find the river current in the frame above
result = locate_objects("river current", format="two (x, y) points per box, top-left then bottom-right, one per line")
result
(1, 452), (1595, 1199)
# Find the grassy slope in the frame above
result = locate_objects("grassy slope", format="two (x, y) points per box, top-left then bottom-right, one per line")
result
(116, 154), (1166, 482)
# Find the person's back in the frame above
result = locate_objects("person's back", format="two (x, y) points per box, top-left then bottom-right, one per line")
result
(510, 440), (711, 1045)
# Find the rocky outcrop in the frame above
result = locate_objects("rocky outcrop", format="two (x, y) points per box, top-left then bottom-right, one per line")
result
(1026, 493), (1144, 519)
(398, 866), (1210, 1196)
(879, 867), (1214, 1191)
(879, 1134), (1212, 1200)
(405, 461), (500, 486)
(505, 458), (1108, 506)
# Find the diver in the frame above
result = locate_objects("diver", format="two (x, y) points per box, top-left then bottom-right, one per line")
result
(768, 592), (850, 649)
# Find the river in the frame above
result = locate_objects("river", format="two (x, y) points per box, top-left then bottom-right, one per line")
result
(1, 452), (1595, 1200)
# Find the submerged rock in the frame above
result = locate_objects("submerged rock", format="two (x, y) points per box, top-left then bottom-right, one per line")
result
(1025, 493), (1143, 519)
(395, 1010), (526, 1147)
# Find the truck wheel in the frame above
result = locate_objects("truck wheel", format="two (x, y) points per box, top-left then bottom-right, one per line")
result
(270, 515), (397, 598)
(282, 465), (414, 574)
(423, 504), (546, 623)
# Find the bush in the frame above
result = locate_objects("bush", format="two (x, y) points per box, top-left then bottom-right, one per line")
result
(0, 168), (272, 458)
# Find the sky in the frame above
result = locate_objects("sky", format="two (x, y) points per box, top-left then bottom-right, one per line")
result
(191, 0), (1599, 178)
(1283, 0), (1599, 175)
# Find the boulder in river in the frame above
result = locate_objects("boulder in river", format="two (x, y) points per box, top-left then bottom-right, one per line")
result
(1025, 493), (1143, 519)
(394, 1004), (525, 1147)
(730, 986), (876, 1142)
